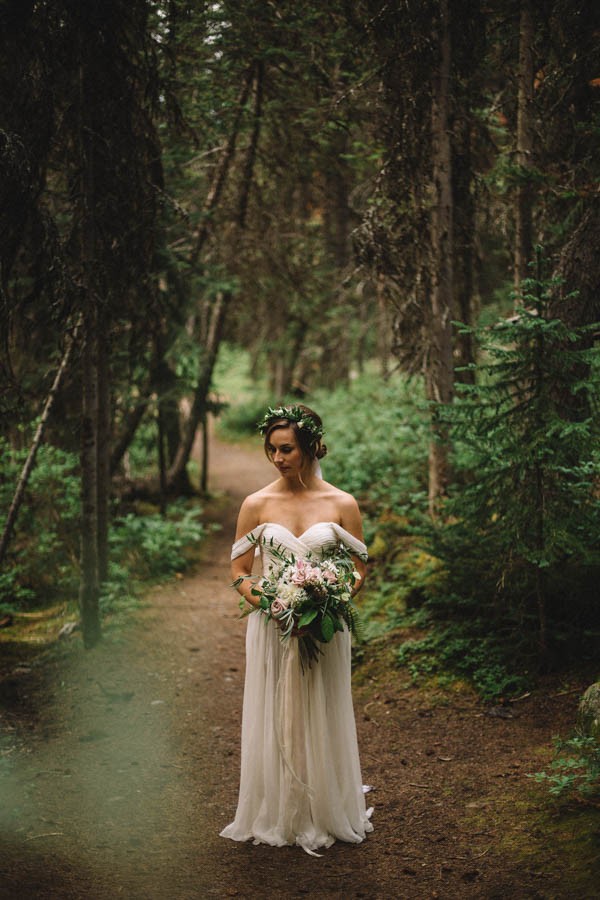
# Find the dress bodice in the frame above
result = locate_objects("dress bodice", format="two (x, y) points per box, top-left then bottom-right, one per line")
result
(231, 522), (368, 566)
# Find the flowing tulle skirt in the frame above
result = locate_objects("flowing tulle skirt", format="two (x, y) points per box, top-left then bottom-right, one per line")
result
(220, 611), (373, 854)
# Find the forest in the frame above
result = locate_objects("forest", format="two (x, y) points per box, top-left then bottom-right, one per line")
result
(1, 0), (599, 894)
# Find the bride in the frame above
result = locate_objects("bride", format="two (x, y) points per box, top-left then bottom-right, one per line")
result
(220, 404), (373, 855)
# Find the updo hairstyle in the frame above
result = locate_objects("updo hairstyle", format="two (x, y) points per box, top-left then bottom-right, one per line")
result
(262, 404), (328, 468)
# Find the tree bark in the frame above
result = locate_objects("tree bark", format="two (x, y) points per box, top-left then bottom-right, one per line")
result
(548, 197), (600, 421)
(200, 410), (209, 495)
(376, 275), (391, 379)
(514, 0), (535, 290)
(452, 110), (476, 382)
(157, 401), (167, 516)
(0, 320), (80, 567)
(79, 305), (101, 648)
(549, 197), (600, 327)
(427, 0), (454, 515)
(77, 37), (101, 648)
(155, 331), (168, 513)
(237, 61), (263, 231)
(96, 306), (110, 584)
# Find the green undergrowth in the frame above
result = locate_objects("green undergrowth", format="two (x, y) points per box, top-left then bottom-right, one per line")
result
(0, 432), (209, 622)
(531, 733), (600, 802)
(99, 501), (209, 617)
(0, 439), (81, 610)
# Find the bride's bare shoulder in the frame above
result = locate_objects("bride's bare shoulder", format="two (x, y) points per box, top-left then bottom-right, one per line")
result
(322, 481), (363, 533)
(243, 480), (281, 504)
(322, 481), (360, 508)
(235, 490), (264, 539)
(237, 481), (279, 516)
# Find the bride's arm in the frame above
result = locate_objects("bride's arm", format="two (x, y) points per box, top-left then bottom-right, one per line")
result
(232, 551), (262, 608)
(231, 495), (262, 609)
(340, 494), (367, 595)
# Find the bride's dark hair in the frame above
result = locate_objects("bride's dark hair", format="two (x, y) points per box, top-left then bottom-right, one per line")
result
(262, 404), (328, 465)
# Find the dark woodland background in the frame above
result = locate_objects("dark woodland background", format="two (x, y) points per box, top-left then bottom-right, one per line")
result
(1, 0), (599, 751)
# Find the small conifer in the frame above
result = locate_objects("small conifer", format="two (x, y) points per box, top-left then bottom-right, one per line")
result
(431, 250), (600, 667)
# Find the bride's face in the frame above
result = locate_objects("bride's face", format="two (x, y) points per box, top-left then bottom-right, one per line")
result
(267, 426), (304, 477)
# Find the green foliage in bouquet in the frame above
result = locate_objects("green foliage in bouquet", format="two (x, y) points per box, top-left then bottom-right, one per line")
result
(235, 536), (362, 670)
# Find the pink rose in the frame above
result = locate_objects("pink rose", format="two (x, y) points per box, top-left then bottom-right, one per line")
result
(270, 598), (288, 617)
(323, 570), (337, 584)
(291, 560), (308, 586)
(306, 566), (323, 582)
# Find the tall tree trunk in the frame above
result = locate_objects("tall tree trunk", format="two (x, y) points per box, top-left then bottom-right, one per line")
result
(79, 305), (101, 648)
(548, 198), (600, 421)
(514, 0), (535, 290)
(376, 275), (391, 380)
(237, 60), (263, 232)
(549, 198), (600, 327)
(452, 110), (476, 383)
(155, 332), (168, 513)
(96, 305), (110, 584)
(427, 0), (454, 515)
(200, 410), (209, 495)
(77, 35), (101, 648)
(157, 403), (167, 515)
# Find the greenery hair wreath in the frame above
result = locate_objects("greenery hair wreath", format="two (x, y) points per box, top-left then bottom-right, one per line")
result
(257, 405), (325, 443)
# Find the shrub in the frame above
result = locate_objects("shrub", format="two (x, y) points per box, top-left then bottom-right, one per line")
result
(0, 439), (80, 607)
(108, 503), (206, 581)
(100, 504), (207, 613)
(531, 734), (600, 800)
(0, 438), (207, 614)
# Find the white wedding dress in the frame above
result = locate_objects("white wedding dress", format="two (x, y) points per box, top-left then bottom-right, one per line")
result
(220, 522), (373, 855)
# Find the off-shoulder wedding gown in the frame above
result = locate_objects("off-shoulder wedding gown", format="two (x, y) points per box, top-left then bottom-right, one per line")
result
(220, 522), (373, 855)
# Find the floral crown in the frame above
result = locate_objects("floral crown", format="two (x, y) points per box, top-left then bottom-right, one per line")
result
(257, 406), (324, 442)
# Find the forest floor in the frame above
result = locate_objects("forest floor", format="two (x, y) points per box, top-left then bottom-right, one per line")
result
(0, 436), (599, 900)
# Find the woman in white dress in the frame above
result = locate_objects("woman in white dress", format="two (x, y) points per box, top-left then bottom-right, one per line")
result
(220, 405), (373, 855)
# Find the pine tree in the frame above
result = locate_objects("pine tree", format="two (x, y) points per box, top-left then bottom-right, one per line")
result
(433, 251), (600, 666)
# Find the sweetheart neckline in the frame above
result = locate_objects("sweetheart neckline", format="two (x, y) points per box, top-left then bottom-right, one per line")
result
(258, 521), (338, 541)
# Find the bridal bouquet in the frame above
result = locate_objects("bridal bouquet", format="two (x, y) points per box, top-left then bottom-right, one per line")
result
(237, 539), (361, 668)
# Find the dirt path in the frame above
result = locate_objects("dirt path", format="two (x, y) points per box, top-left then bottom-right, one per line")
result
(0, 438), (597, 899)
